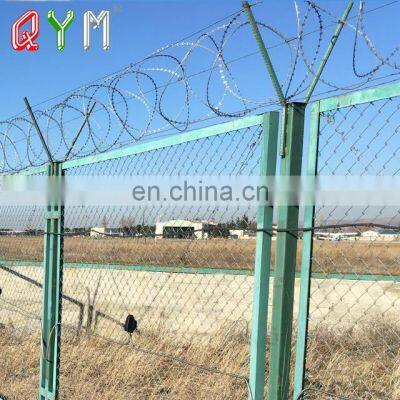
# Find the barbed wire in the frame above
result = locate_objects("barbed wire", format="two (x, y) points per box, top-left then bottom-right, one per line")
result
(1, 0), (400, 175)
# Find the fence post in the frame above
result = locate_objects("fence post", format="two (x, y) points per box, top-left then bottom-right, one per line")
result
(268, 102), (306, 400)
(39, 161), (64, 400)
(292, 101), (320, 399)
(248, 111), (279, 400)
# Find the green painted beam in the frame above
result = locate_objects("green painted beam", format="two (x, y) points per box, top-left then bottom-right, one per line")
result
(7, 164), (48, 176)
(293, 101), (320, 399)
(39, 162), (64, 400)
(309, 272), (400, 282)
(0, 260), (43, 267)
(24, 97), (54, 164)
(0, 260), (252, 276)
(62, 263), (254, 276)
(242, 2), (285, 106)
(248, 112), (279, 400)
(268, 103), (306, 400)
(1, 259), (399, 282)
(319, 80), (400, 112)
(62, 114), (264, 170)
(305, 0), (354, 103)
(39, 388), (56, 400)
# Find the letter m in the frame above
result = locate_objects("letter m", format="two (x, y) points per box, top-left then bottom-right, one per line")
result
(83, 10), (110, 50)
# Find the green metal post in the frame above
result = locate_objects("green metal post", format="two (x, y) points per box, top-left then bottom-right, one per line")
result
(304, 0), (354, 103)
(292, 102), (320, 399)
(268, 103), (306, 400)
(248, 112), (279, 400)
(242, 1), (285, 106)
(39, 162), (64, 400)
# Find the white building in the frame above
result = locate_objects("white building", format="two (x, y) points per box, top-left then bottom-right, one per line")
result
(155, 219), (216, 239)
(229, 229), (245, 239)
(360, 229), (400, 241)
(314, 231), (359, 241)
(90, 226), (122, 238)
(229, 229), (256, 240)
(361, 230), (380, 238)
(378, 229), (400, 240)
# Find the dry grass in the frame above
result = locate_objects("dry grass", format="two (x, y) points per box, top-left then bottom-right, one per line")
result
(0, 236), (399, 275)
(0, 322), (399, 400)
(305, 320), (400, 399)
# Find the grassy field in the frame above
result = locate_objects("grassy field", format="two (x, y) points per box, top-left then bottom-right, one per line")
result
(0, 236), (399, 275)
(0, 321), (399, 400)
(0, 237), (399, 399)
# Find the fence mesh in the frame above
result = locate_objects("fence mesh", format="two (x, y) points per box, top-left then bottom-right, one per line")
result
(1, 1), (400, 398)
(58, 124), (263, 399)
(302, 98), (400, 399)
(1, 97), (399, 400)
(0, 200), (44, 399)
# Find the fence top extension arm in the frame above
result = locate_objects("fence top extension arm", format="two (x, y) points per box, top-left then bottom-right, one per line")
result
(24, 97), (97, 165)
(24, 97), (54, 163)
(305, 0), (354, 103)
(242, 1), (285, 106)
(242, 0), (354, 105)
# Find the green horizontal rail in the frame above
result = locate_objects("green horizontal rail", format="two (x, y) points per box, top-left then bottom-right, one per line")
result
(309, 271), (400, 282)
(0, 260), (43, 267)
(62, 114), (264, 170)
(1, 260), (400, 282)
(1, 114), (264, 177)
(4, 164), (48, 176)
(319, 80), (400, 112)
(63, 262), (255, 276)
(0, 260), (252, 276)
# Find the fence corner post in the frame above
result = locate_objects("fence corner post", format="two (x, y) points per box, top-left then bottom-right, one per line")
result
(38, 161), (64, 400)
(248, 111), (279, 400)
(268, 102), (306, 400)
(293, 101), (320, 399)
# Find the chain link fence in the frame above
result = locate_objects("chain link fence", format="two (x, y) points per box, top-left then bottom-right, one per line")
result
(1, 92), (399, 400)
(1, 95), (399, 399)
(1, 1), (400, 396)
(56, 123), (264, 399)
(300, 96), (400, 399)
(0, 201), (44, 399)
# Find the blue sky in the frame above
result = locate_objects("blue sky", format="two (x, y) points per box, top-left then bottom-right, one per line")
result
(0, 1), (399, 226)
(1, 0), (400, 177)
(1, 1), (253, 119)
(1, 0), (399, 121)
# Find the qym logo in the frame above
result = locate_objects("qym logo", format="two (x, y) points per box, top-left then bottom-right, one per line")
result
(12, 10), (39, 51)
(11, 9), (110, 52)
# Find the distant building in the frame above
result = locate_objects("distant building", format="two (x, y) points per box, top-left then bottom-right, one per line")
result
(229, 229), (244, 239)
(315, 231), (359, 241)
(90, 226), (122, 238)
(0, 229), (40, 236)
(90, 226), (106, 237)
(229, 229), (257, 240)
(360, 228), (400, 241)
(155, 220), (216, 239)
(361, 230), (380, 238)
(377, 228), (400, 240)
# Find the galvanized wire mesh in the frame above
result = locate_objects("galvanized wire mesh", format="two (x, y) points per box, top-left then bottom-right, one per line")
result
(0, 201), (44, 399)
(3, 0), (400, 176)
(302, 97), (400, 399)
(0, 204), (44, 328)
(1, 2), (400, 398)
(58, 124), (263, 398)
(1, 98), (399, 400)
